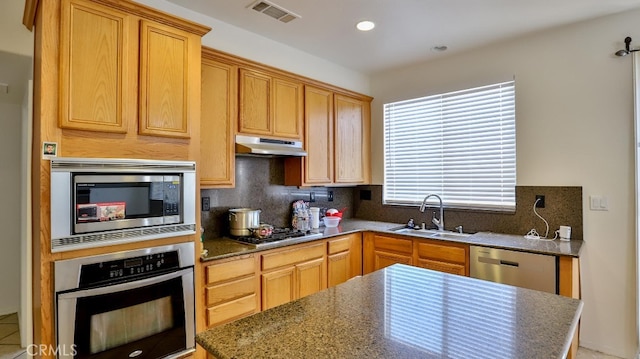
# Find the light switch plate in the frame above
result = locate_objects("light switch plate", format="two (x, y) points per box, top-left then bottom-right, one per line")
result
(589, 195), (609, 211)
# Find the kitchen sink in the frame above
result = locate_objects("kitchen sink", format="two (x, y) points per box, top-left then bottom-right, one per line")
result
(390, 227), (471, 239)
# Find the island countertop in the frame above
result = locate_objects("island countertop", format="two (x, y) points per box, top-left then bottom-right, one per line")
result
(196, 264), (583, 359)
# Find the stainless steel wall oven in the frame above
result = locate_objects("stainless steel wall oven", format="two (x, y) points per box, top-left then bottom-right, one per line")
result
(54, 242), (195, 359)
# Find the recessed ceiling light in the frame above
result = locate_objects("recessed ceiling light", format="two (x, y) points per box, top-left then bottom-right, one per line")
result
(356, 20), (375, 31)
(431, 45), (448, 52)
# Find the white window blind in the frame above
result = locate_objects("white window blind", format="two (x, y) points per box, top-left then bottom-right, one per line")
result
(383, 81), (516, 211)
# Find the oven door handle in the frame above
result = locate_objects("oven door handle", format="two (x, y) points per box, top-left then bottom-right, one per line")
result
(59, 267), (193, 299)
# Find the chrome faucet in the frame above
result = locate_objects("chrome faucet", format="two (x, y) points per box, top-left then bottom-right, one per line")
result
(419, 194), (444, 231)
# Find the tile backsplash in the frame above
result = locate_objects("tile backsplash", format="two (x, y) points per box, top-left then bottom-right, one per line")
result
(201, 156), (582, 240)
(352, 185), (583, 240)
(201, 156), (353, 238)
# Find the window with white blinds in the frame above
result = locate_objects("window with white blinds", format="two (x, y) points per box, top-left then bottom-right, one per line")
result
(383, 80), (516, 211)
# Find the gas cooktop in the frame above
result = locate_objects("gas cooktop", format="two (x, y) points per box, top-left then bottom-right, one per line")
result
(230, 228), (323, 248)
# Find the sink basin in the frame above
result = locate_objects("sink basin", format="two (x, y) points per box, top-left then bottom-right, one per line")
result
(390, 227), (471, 239)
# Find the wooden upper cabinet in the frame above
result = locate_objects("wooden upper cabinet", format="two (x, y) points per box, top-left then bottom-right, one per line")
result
(238, 68), (303, 140)
(284, 87), (372, 187)
(272, 77), (303, 138)
(138, 20), (191, 138)
(334, 94), (370, 184)
(302, 85), (334, 184)
(58, 0), (207, 139)
(59, 0), (129, 133)
(239, 69), (271, 135)
(201, 56), (237, 187)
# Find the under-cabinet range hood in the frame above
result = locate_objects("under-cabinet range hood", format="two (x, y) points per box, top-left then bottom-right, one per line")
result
(235, 135), (307, 157)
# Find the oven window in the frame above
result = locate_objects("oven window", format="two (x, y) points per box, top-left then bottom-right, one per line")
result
(73, 277), (186, 359)
(90, 296), (174, 354)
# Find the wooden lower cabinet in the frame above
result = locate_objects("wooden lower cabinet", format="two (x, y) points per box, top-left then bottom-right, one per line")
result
(415, 239), (469, 276)
(261, 266), (296, 310)
(327, 234), (363, 287)
(363, 232), (469, 276)
(261, 242), (327, 310)
(363, 233), (413, 274)
(203, 254), (259, 328)
(202, 236), (364, 329)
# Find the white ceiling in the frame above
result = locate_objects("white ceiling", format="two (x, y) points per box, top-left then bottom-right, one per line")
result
(167, 0), (640, 74)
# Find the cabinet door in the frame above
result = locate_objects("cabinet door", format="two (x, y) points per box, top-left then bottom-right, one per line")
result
(296, 257), (326, 298)
(201, 58), (236, 187)
(272, 77), (303, 139)
(328, 251), (351, 287)
(334, 94), (370, 184)
(59, 0), (129, 133)
(261, 267), (295, 310)
(304, 86), (333, 184)
(139, 20), (191, 138)
(239, 69), (271, 136)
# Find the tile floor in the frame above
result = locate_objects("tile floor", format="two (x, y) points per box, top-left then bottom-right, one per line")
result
(0, 313), (24, 359)
(0, 311), (627, 359)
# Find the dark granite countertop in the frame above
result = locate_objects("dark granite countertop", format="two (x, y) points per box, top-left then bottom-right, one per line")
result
(196, 263), (583, 359)
(201, 219), (583, 262)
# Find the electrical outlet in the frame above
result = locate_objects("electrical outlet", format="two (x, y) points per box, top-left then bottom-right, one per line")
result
(310, 192), (316, 202)
(201, 196), (210, 212)
(535, 195), (545, 208)
(328, 190), (334, 202)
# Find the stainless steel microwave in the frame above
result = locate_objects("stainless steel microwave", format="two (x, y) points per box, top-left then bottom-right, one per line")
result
(50, 158), (196, 252)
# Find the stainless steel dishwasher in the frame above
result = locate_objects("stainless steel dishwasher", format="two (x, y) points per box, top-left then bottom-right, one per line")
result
(470, 246), (557, 294)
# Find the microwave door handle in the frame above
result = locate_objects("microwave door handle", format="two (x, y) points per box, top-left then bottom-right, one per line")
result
(57, 267), (192, 300)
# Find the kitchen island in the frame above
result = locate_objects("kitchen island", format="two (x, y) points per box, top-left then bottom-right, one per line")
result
(196, 264), (583, 359)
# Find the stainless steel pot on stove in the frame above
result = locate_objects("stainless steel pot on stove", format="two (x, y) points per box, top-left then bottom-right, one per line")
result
(229, 208), (261, 236)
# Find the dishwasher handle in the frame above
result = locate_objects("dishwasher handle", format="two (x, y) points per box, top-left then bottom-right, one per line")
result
(478, 256), (520, 267)
(499, 260), (519, 267)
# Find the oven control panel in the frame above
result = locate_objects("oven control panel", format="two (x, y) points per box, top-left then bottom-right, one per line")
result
(78, 250), (180, 288)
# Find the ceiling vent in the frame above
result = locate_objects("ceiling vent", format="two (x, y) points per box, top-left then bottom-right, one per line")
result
(248, 0), (300, 23)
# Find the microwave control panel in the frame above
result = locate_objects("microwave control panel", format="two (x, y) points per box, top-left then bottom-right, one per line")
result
(163, 181), (181, 216)
(78, 250), (180, 288)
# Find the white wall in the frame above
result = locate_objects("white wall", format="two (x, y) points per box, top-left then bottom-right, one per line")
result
(19, 80), (32, 347)
(370, 10), (640, 358)
(133, 0), (371, 95)
(0, 102), (23, 315)
(0, 0), (34, 57)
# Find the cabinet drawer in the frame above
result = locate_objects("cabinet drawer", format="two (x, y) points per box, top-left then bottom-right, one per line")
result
(205, 256), (256, 285)
(372, 235), (412, 254)
(328, 236), (351, 254)
(206, 276), (256, 306)
(206, 293), (257, 327)
(417, 258), (466, 276)
(262, 243), (325, 271)
(416, 241), (466, 264)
